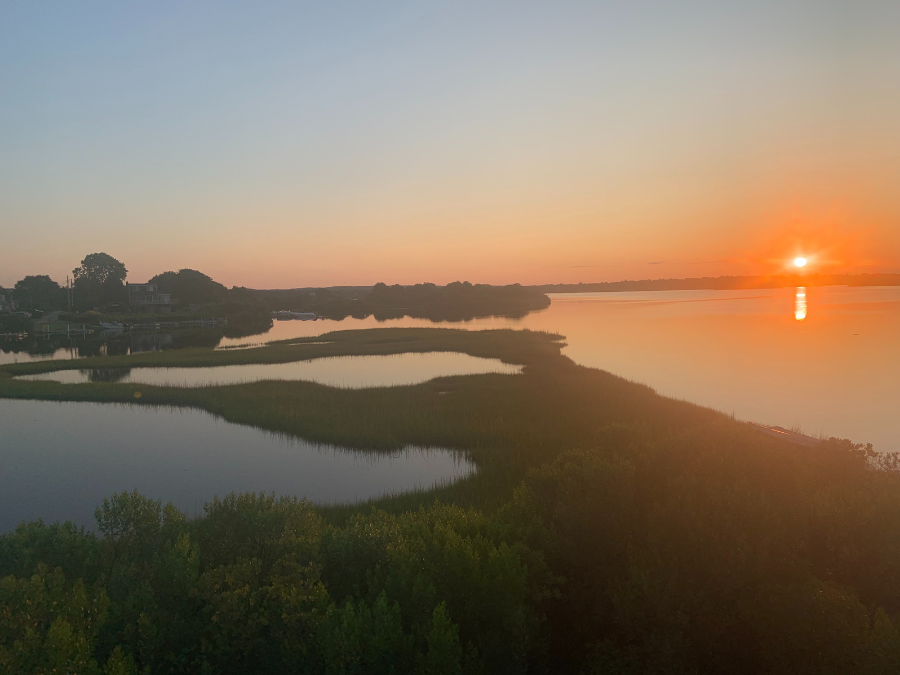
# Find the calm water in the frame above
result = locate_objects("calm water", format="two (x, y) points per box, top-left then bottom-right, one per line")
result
(4, 284), (898, 495)
(216, 286), (900, 452)
(0, 329), (218, 365)
(538, 287), (900, 453)
(0, 399), (472, 532)
(17, 352), (521, 388)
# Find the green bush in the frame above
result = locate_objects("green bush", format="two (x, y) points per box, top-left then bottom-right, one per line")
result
(0, 314), (32, 334)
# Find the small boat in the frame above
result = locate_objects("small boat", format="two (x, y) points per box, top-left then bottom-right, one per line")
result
(99, 321), (124, 331)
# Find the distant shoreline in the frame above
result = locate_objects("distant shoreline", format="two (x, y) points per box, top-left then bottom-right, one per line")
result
(532, 272), (900, 294)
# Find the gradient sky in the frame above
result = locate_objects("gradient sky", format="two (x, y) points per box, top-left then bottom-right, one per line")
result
(1, 1), (898, 288)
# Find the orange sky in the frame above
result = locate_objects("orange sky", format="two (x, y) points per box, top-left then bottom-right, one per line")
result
(1, 2), (898, 288)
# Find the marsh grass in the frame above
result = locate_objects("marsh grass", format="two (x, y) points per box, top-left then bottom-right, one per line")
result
(3, 327), (897, 674)
(0, 327), (730, 520)
(0, 327), (561, 376)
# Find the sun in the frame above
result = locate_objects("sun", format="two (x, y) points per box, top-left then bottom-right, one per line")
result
(793, 257), (807, 268)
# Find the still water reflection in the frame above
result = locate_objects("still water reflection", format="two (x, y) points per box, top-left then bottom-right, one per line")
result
(17, 352), (521, 389)
(4, 286), (898, 452)
(795, 287), (807, 321)
(218, 286), (900, 452)
(0, 399), (472, 532)
(0, 328), (221, 365)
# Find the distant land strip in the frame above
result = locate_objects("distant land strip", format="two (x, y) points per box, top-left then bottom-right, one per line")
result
(533, 273), (900, 294)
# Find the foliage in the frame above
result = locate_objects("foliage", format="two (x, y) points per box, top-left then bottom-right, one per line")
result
(231, 280), (550, 320)
(150, 269), (229, 305)
(222, 299), (272, 333)
(13, 275), (64, 311)
(3, 327), (900, 673)
(366, 281), (551, 320)
(0, 326), (558, 377)
(0, 565), (112, 674)
(0, 494), (550, 673)
(5, 433), (900, 674)
(73, 253), (128, 287)
(72, 253), (128, 310)
(8, 253), (552, 323)
(0, 314), (32, 334)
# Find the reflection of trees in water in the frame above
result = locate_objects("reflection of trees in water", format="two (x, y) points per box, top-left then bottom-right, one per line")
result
(223, 323), (273, 339)
(1, 336), (63, 357)
(84, 368), (132, 383)
(367, 307), (535, 322)
(167, 329), (224, 349)
(1, 328), (229, 359)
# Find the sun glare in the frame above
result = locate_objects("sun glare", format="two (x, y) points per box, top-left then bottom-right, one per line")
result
(794, 287), (807, 321)
(794, 257), (807, 268)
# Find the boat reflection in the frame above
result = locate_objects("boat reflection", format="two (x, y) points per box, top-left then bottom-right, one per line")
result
(795, 287), (807, 321)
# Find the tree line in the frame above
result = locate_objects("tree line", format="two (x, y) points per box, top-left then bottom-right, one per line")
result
(1, 254), (232, 315)
(3, 256), (551, 323)
(3, 433), (900, 673)
(234, 281), (550, 321)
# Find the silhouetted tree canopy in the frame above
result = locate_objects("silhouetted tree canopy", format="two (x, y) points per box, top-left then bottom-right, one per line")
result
(72, 253), (128, 310)
(0, 313), (32, 333)
(235, 281), (550, 321)
(365, 281), (550, 320)
(149, 269), (228, 305)
(73, 253), (128, 287)
(13, 275), (64, 311)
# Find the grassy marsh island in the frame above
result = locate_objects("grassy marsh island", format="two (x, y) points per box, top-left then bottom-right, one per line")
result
(3, 327), (900, 673)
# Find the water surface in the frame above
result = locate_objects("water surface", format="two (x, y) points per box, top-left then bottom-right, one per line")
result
(0, 399), (472, 532)
(220, 286), (900, 451)
(5, 286), (898, 451)
(16, 352), (522, 388)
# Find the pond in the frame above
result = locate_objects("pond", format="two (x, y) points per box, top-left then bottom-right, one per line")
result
(0, 399), (473, 532)
(15, 352), (522, 388)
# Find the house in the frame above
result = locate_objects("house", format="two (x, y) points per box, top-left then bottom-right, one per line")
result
(126, 283), (172, 307)
(0, 292), (14, 313)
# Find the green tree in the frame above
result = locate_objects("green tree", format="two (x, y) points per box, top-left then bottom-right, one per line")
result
(0, 565), (109, 674)
(417, 603), (462, 675)
(0, 519), (101, 584)
(13, 275), (64, 311)
(316, 592), (413, 674)
(103, 646), (138, 675)
(0, 313), (32, 333)
(149, 269), (228, 305)
(324, 503), (544, 674)
(73, 253), (128, 309)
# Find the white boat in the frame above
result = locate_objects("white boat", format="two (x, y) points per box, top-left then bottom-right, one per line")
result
(99, 321), (124, 331)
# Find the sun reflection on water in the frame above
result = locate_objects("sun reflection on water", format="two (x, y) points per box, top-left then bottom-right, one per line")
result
(795, 287), (807, 321)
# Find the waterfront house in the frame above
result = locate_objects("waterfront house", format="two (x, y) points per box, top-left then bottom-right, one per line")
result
(126, 283), (172, 308)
